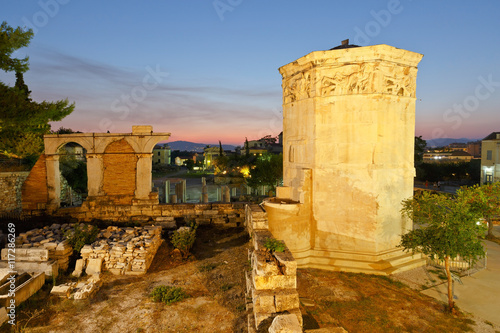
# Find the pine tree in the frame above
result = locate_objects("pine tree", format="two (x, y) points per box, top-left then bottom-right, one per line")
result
(0, 21), (74, 159)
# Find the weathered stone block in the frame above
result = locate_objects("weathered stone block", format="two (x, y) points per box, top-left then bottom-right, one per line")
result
(252, 270), (296, 290)
(252, 289), (276, 314)
(273, 251), (297, 276)
(72, 259), (85, 277)
(269, 314), (302, 333)
(1, 248), (48, 262)
(85, 258), (103, 275)
(51, 285), (72, 298)
(274, 289), (300, 312)
(252, 251), (280, 276)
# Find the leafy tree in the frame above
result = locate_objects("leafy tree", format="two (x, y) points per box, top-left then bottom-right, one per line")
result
(258, 134), (277, 147)
(247, 153), (283, 191)
(53, 126), (78, 134)
(399, 190), (487, 311)
(218, 140), (223, 156)
(0, 21), (33, 73)
(414, 136), (426, 164)
(458, 182), (500, 238)
(183, 158), (195, 171)
(0, 21), (74, 159)
(244, 137), (250, 157)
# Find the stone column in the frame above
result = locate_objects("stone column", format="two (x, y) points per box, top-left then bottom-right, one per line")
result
(45, 154), (61, 210)
(86, 153), (104, 197)
(222, 185), (231, 203)
(164, 180), (170, 203)
(216, 187), (221, 202)
(201, 185), (208, 203)
(182, 179), (186, 203)
(174, 180), (186, 203)
(170, 194), (177, 203)
(135, 153), (153, 200)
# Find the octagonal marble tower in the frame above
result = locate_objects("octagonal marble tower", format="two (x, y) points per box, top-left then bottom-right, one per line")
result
(264, 44), (424, 274)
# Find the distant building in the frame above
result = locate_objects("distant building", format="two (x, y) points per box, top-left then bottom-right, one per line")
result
(448, 151), (472, 162)
(423, 150), (472, 163)
(204, 146), (222, 169)
(242, 134), (283, 155)
(466, 141), (482, 158)
(152, 144), (171, 165)
(175, 155), (196, 166)
(481, 132), (500, 184)
(60, 143), (86, 161)
(446, 142), (467, 152)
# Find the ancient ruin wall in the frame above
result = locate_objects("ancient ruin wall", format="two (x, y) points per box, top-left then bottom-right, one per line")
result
(21, 155), (49, 211)
(0, 171), (29, 213)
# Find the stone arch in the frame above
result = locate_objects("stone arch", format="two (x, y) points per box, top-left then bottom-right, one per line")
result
(23, 126), (170, 213)
(44, 134), (95, 155)
(57, 141), (87, 206)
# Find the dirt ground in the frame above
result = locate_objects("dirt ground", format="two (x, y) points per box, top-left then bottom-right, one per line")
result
(3, 225), (500, 333)
(4, 226), (250, 333)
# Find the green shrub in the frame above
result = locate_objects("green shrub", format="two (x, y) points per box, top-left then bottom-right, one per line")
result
(65, 224), (99, 253)
(170, 224), (197, 258)
(263, 238), (285, 253)
(150, 285), (187, 305)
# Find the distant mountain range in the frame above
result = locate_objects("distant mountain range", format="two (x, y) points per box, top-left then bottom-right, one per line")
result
(165, 138), (479, 151)
(425, 138), (479, 148)
(164, 141), (237, 152)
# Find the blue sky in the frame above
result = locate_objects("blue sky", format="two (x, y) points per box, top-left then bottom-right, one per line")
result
(1, 0), (500, 145)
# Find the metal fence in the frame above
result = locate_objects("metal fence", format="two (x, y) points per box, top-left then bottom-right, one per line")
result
(427, 254), (487, 276)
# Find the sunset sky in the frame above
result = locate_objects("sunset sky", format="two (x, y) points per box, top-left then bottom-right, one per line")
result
(2, 1), (500, 146)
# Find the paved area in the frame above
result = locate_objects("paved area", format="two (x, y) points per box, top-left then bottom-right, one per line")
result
(422, 226), (500, 326)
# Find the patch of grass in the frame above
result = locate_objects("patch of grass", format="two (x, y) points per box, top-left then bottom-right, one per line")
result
(306, 308), (320, 316)
(375, 275), (406, 289)
(220, 283), (234, 292)
(263, 238), (285, 252)
(150, 285), (187, 305)
(485, 320), (494, 327)
(64, 224), (99, 253)
(198, 263), (218, 272)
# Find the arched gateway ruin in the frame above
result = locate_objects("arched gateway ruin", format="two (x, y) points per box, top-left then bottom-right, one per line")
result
(22, 125), (170, 212)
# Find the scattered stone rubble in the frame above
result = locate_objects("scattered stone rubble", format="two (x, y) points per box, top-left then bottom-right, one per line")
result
(0, 222), (77, 278)
(78, 225), (162, 276)
(13, 223), (92, 271)
(51, 274), (103, 300)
